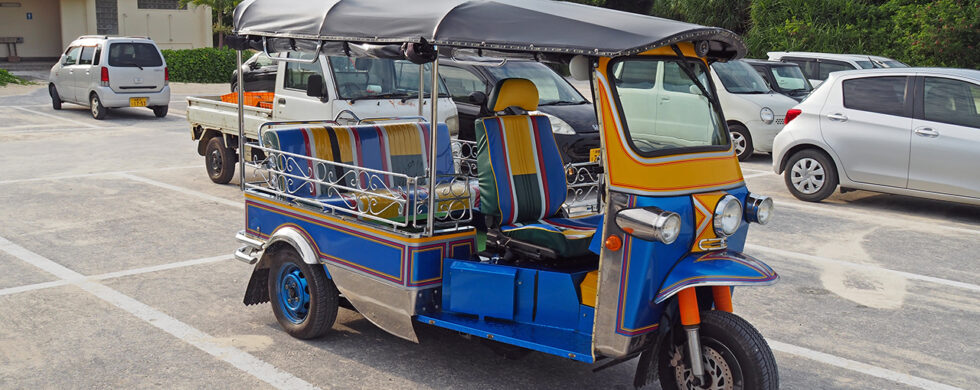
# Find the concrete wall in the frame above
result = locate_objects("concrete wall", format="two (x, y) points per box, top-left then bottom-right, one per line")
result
(118, 0), (212, 49)
(59, 0), (97, 51)
(0, 0), (64, 58)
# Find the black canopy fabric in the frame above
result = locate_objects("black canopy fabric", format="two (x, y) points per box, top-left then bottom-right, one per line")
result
(233, 0), (745, 59)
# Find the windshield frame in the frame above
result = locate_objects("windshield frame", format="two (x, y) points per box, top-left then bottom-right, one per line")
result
(484, 61), (589, 106)
(326, 56), (450, 100)
(607, 56), (731, 159)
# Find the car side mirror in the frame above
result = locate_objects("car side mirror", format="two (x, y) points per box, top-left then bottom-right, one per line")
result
(468, 91), (487, 106)
(306, 74), (325, 98)
(248, 61), (261, 70)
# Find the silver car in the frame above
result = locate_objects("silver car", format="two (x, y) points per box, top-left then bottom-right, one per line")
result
(49, 35), (170, 119)
(772, 68), (980, 205)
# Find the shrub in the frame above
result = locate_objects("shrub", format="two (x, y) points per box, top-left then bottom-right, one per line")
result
(161, 48), (251, 83)
(884, 0), (979, 68)
(0, 68), (30, 86)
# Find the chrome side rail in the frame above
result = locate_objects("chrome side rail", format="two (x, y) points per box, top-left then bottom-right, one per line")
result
(235, 230), (265, 264)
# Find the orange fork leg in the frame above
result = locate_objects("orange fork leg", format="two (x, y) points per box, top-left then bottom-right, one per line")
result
(677, 288), (701, 326)
(712, 286), (733, 313)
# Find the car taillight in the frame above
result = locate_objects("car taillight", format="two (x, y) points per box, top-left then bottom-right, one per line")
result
(100, 66), (109, 87)
(785, 108), (802, 125)
(164, 67), (169, 85)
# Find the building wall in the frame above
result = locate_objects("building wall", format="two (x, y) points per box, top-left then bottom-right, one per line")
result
(0, 0), (64, 58)
(118, 0), (212, 49)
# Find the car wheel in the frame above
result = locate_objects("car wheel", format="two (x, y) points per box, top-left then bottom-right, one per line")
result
(729, 124), (753, 161)
(205, 137), (237, 184)
(49, 84), (62, 110)
(90, 93), (107, 120)
(152, 105), (168, 118)
(784, 149), (838, 202)
(267, 247), (339, 339)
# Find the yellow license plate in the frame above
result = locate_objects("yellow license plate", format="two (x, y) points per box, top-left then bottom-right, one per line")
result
(129, 97), (148, 107)
(589, 148), (601, 163)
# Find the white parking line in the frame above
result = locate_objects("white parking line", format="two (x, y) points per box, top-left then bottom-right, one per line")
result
(10, 106), (101, 128)
(742, 171), (773, 179)
(747, 243), (980, 293)
(0, 235), (319, 390)
(0, 165), (199, 185)
(774, 200), (980, 237)
(0, 123), (62, 130)
(117, 172), (243, 209)
(769, 340), (962, 390)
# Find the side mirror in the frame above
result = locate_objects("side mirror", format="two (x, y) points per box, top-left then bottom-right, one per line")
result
(248, 61), (261, 70)
(468, 91), (487, 106)
(306, 74), (325, 98)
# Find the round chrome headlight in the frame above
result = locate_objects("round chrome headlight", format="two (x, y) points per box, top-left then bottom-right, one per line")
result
(713, 195), (742, 237)
(615, 207), (683, 245)
(760, 107), (775, 124)
(745, 194), (774, 225)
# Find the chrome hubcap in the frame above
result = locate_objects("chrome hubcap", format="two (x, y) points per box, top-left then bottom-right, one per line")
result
(790, 157), (824, 194)
(731, 132), (746, 156)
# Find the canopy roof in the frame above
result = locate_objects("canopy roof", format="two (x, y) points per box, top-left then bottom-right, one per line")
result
(233, 0), (745, 59)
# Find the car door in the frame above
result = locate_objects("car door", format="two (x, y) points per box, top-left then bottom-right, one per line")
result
(819, 75), (913, 188)
(274, 53), (332, 120)
(908, 76), (980, 198)
(58, 46), (81, 102)
(439, 65), (489, 141)
(74, 46), (97, 101)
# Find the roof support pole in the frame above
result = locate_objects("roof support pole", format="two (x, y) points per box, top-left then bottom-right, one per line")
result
(425, 59), (439, 236)
(236, 49), (245, 191)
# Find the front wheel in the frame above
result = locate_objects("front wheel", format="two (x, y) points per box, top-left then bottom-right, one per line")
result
(728, 125), (753, 161)
(657, 311), (778, 390)
(49, 84), (62, 110)
(267, 247), (339, 339)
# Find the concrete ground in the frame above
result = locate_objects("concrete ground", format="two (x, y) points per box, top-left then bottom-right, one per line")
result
(0, 83), (977, 389)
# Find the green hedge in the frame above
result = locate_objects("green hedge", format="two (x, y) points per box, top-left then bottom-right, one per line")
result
(161, 48), (252, 83)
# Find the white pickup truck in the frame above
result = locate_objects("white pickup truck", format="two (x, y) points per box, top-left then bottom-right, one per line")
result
(187, 53), (459, 183)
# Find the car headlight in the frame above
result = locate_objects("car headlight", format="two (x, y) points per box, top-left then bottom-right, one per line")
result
(713, 195), (742, 237)
(532, 112), (576, 135)
(745, 194), (774, 225)
(760, 107), (775, 124)
(615, 207), (682, 244)
(445, 115), (459, 136)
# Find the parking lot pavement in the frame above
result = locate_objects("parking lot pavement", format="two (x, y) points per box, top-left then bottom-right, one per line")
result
(0, 85), (977, 389)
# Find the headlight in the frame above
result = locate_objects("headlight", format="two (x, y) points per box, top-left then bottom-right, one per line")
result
(745, 194), (774, 225)
(615, 207), (682, 244)
(713, 195), (742, 237)
(445, 115), (459, 136)
(533, 112), (577, 135)
(760, 107), (775, 124)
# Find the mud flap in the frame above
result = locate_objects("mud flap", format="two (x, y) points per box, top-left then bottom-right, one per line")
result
(243, 267), (270, 306)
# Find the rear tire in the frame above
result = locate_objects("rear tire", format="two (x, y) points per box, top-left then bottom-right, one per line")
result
(657, 311), (778, 390)
(267, 247), (338, 339)
(49, 84), (62, 110)
(729, 124), (753, 161)
(152, 105), (168, 118)
(205, 137), (237, 184)
(90, 93), (107, 120)
(784, 149), (838, 202)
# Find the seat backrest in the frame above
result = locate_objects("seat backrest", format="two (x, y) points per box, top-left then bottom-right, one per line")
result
(262, 122), (453, 197)
(476, 78), (567, 225)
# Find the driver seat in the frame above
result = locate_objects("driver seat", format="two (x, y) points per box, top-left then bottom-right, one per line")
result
(476, 78), (600, 260)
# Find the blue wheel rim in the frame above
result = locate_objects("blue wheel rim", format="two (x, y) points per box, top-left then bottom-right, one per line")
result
(276, 263), (310, 324)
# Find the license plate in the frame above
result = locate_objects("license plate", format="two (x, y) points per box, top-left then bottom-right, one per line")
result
(129, 97), (148, 107)
(589, 148), (601, 163)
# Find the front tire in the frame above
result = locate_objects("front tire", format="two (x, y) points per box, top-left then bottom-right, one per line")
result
(784, 149), (838, 202)
(205, 137), (237, 184)
(657, 311), (778, 390)
(729, 124), (753, 161)
(90, 93), (107, 120)
(267, 247), (339, 339)
(49, 84), (62, 110)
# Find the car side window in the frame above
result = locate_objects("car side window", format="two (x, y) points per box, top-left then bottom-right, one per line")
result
(63, 46), (81, 66)
(283, 52), (323, 92)
(79, 46), (96, 65)
(818, 61), (854, 80)
(92, 46), (101, 65)
(440, 66), (486, 102)
(923, 77), (980, 128)
(787, 59), (817, 80)
(842, 76), (909, 117)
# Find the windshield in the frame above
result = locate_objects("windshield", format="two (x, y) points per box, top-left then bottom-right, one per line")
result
(485, 61), (588, 105)
(769, 65), (812, 93)
(108, 42), (163, 67)
(328, 57), (448, 100)
(610, 58), (728, 156)
(712, 60), (770, 94)
(856, 61), (874, 69)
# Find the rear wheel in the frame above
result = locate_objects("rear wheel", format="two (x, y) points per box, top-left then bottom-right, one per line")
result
(49, 84), (62, 110)
(657, 311), (778, 390)
(90, 93), (107, 120)
(729, 125), (753, 161)
(784, 149), (838, 202)
(205, 137), (237, 184)
(152, 105), (168, 118)
(267, 247), (339, 339)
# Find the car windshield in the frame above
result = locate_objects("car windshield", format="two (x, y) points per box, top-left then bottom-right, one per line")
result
(108, 42), (162, 67)
(712, 60), (771, 94)
(485, 61), (588, 105)
(769, 65), (812, 93)
(609, 58), (728, 156)
(856, 60), (874, 69)
(328, 57), (448, 100)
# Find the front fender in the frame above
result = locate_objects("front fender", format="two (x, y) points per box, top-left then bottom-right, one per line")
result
(655, 251), (777, 304)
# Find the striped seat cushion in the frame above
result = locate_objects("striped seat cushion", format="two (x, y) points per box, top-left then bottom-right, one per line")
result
(500, 215), (602, 258)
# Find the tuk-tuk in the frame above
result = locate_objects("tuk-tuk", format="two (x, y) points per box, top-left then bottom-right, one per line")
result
(230, 1), (779, 388)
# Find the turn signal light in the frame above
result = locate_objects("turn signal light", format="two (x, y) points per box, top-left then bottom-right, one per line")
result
(100, 66), (109, 87)
(785, 108), (802, 125)
(604, 235), (622, 251)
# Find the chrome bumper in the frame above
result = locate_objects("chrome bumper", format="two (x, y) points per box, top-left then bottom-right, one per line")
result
(235, 230), (265, 264)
